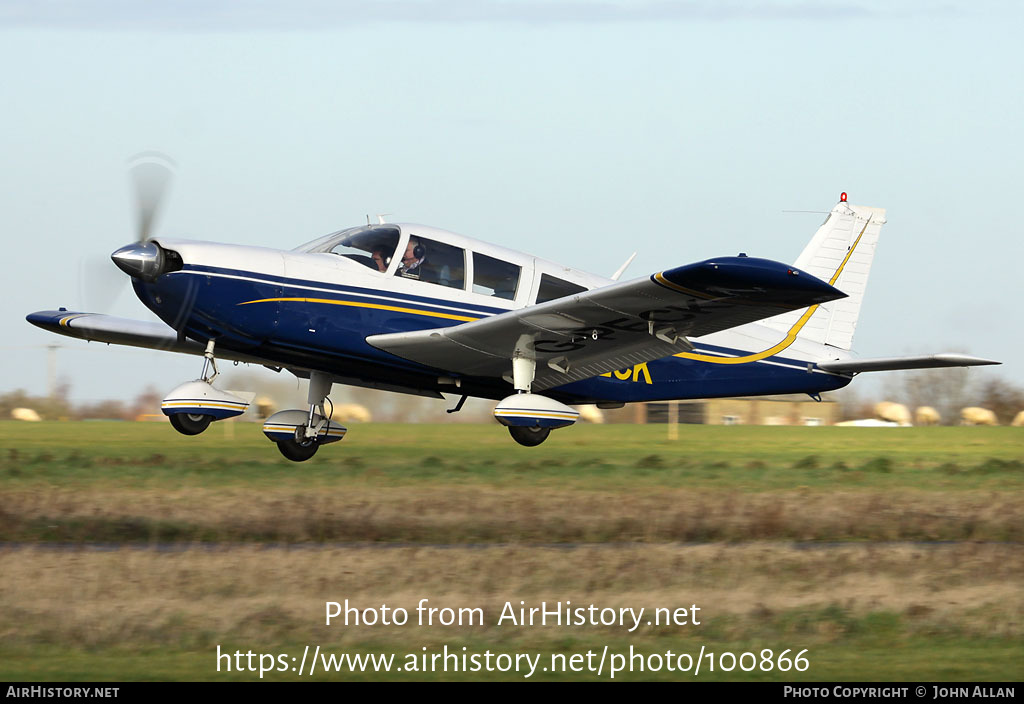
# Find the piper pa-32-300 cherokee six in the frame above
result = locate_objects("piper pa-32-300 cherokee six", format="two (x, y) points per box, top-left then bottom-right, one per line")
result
(27, 159), (998, 460)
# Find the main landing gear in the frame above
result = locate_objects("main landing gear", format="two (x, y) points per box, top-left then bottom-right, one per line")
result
(276, 433), (320, 462)
(260, 371), (347, 462)
(493, 353), (578, 447)
(508, 426), (551, 447)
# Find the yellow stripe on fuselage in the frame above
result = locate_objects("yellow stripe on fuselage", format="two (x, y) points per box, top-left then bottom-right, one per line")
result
(237, 297), (480, 323)
(672, 216), (871, 365)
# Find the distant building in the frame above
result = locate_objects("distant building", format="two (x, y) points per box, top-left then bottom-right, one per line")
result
(634, 395), (839, 426)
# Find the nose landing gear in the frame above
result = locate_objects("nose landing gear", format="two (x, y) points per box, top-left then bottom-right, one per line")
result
(162, 341), (252, 436)
(168, 412), (213, 436)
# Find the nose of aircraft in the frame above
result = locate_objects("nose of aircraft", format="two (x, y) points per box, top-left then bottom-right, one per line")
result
(111, 241), (165, 281)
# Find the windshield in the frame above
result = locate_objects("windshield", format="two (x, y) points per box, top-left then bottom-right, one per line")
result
(293, 225), (401, 273)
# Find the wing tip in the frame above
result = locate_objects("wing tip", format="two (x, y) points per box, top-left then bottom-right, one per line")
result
(656, 256), (844, 306)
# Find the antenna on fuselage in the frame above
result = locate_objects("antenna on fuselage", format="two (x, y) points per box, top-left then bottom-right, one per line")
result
(610, 251), (637, 281)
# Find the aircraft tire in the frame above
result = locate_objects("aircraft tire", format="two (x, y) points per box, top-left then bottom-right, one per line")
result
(169, 413), (213, 436)
(508, 425), (550, 447)
(276, 438), (319, 462)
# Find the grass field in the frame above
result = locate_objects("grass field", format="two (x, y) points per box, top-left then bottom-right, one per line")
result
(1, 420), (1021, 681)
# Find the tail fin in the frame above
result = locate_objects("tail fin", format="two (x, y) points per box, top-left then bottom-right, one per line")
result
(762, 196), (886, 351)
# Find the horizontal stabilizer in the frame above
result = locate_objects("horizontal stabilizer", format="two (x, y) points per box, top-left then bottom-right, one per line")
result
(817, 353), (1000, 374)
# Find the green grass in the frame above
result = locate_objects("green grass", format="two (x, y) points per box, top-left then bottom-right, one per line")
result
(0, 421), (1020, 681)
(2, 421), (1022, 491)
(1, 422), (1022, 544)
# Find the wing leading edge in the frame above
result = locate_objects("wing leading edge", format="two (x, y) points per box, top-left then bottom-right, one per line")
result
(25, 309), (448, 399)
(25, 310), (270, 365)
(368, 255), (845, 391)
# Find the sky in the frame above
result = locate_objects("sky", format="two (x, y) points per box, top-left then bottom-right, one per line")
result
(1, 0), (1020, 405)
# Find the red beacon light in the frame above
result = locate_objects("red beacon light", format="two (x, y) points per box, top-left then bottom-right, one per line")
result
(840, 192), (848, 202)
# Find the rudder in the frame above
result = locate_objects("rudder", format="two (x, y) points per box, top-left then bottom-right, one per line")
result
(762, 196), (886, 351)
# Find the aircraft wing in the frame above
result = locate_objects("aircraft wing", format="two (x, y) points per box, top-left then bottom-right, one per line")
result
(25, 310), (270, 365)
(817, 353), (1000, 374)
(368, 255), (845, 391)
(27, 309), (450, 399)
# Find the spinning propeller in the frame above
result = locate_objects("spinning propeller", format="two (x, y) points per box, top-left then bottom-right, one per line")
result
(78, 153), (178, 311)
(110, 152), (177, 281)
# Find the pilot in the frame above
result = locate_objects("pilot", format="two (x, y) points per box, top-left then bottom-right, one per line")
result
(397, 238), (426, 279)
(371, 248), (389, 273)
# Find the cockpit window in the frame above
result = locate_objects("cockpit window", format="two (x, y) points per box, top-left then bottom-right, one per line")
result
(395, 235), (465, 290)
(294, 225), (400, 273)
(473, 252), (520, 300)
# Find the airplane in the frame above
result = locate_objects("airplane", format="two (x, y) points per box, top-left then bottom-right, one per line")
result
(27, 159), (999, 461)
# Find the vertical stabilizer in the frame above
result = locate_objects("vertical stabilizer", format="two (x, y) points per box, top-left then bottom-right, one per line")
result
(762, 197), (886, 350)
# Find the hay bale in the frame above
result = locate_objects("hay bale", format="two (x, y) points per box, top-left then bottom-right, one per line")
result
(576, 405), (605, 424)
(914, 406), (941, 426)
(960, 407), (998, 426)
(11, 407), (41, 422)
(254, 396), (276, 419)
(874, 401), (911, 426)
(334, 403), (372, 423)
